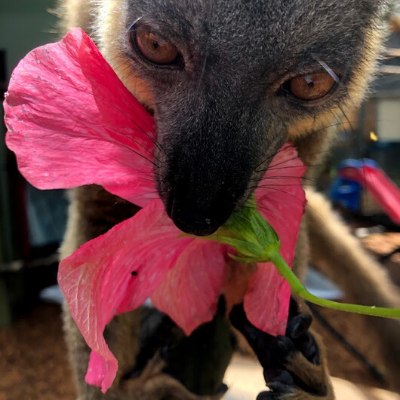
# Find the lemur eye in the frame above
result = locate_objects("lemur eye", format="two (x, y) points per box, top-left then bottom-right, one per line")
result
(283, 71), (337, 103)
(132, 25), (180, 66)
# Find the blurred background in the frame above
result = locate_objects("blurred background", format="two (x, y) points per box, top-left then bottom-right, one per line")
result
(0, 2), (73, 399)
(0, 2), (400, 400)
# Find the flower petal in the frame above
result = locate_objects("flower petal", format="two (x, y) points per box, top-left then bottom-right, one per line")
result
(58, 200), (192, 392)
(246, 144), (307, 335)
(244, 263), (291, 336)
(152, 241), (227, 335)
(4, 28), (156, 207)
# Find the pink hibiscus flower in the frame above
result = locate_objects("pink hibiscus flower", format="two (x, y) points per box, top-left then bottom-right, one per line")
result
(4, 28), (306, 393)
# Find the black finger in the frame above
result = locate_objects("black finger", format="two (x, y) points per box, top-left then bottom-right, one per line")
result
(293, 332), (320, 365)
(264, 369), (294, 387)
(286, 313), (312, 339)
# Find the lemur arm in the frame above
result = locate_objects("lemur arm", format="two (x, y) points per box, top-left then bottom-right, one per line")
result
(306, 188), (400, 392)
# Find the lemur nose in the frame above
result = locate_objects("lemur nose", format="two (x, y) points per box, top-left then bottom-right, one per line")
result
(167, 197), (231, 236)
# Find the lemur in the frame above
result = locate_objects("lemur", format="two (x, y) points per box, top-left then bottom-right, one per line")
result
(58, 1), (400, 400)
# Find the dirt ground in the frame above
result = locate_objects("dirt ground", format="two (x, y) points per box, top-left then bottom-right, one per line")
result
(0, 232), (399, 400)
(0, 304), (75, 400)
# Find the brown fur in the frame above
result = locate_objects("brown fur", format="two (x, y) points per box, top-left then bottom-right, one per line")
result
(58, 1), (400, 399)
(306, 188), (400, 392)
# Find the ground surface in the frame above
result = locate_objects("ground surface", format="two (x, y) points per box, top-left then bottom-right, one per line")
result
(0, 304), (74, 400)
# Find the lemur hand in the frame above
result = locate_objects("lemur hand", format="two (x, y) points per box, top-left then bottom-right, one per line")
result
(230, 298), (334, 400)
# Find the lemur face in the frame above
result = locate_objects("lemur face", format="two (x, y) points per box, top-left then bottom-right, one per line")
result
(99, 0), (386, 235)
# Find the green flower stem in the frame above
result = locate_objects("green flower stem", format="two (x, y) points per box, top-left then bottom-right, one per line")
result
(269, 251), (400, 319)
(190, 197), (400, 321)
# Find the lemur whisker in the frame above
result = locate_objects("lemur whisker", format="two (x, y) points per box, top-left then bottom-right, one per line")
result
(251, 176), (316, 185)
(253, 142), (331, 175)
(255, 153), (304, 173)
(260, 162), (324, 172)
(256, 151), (331, 174)
(249, 186), (305, 202)
(96, 95), (165, 155)
(39, 101), (159, 168)
(106, 125), (163, 165)
(60, 57), (166, 155)
(257, 174), (316, 182)
(253, 150), (280, 171)
(254, 181), (315, 187)
(242, 205), (284, 224)
(48, 78), (166, 163)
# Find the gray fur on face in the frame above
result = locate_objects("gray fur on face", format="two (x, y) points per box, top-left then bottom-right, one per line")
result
(118, 0), (387, 235)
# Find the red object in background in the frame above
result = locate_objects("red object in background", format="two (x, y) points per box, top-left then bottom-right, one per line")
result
(339, 161), (400, 224)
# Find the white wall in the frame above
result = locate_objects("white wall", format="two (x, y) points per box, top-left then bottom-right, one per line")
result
(377, 99), (400, 142)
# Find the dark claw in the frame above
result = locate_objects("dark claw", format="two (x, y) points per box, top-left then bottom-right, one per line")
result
(286, 313), (313, 339)
(286, 307), (319, 366)
(257, 391), (280, 400)
(257, 383), (290, 400)
(266, 382), (292, 394)
(296, 333), (320, 365)
(270, 336), (296, 362)
(264, 370), (294, 387)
